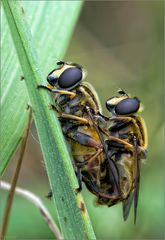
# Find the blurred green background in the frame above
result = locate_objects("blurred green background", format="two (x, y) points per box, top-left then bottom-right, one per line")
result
(1, 1), (164, 239)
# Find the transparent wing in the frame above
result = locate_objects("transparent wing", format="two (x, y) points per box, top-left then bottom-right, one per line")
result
(122, 191), (134, 221)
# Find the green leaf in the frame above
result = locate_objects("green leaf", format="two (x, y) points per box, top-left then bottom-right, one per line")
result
(2, 0), (96, 239)
(0, 1), (83, 173)
(1, 8), (29, 174)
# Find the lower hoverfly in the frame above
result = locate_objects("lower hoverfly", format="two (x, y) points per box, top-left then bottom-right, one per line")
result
(93, 90), (148, 223)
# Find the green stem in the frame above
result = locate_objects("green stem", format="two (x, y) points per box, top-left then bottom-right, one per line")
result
(0, 107), (32, 238)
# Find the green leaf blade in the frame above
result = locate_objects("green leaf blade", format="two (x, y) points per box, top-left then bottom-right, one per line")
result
(0, 0), (83, 174)
(0, 8), (29, 173)
(2, 0), (96, 239)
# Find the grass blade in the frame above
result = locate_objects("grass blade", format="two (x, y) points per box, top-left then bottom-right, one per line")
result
(0, 1), (83, 175)
(2, 1), (96, 239)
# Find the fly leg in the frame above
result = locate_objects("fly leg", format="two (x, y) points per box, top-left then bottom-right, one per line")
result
(109, 116), (144, 147)
(75, 167), (83, 193)
(85, 106), (121, 197)
(75, 147), (103, 193)
(64, 128), (104, 193)
(108, 122), (146, 157)
(83, 173), (121, 201)
(46, 191), (53, 199)
(50, 104), (107, 171)
(38, 85), (89, 123)
(38, 85), (89, 124)
(66, 128), (104, 165)
(103, 115), (147, 155)
(37, 84), (76, 98)
(49, 104), (90, 125)
(106, 137), (134, 151)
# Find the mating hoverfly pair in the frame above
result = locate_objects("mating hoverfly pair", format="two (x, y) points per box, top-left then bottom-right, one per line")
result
(38, 61), (148, 223)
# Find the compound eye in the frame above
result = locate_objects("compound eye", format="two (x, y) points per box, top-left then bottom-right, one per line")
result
(58, 67), (82, 89)
(47, 72), (58, 86)
(115, 98), (140, 115)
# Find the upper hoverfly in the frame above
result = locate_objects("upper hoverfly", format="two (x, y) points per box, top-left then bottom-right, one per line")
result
(37, 61), (120, 199)
(94, 89), (148, 223)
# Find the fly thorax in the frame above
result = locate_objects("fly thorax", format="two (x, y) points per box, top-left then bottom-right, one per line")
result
(118, 126), (130, 138)
(55, 94), (70, 112)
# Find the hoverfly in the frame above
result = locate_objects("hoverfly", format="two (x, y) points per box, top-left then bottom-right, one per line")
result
(37, 61), (120, 199)
(94, 89), (148, 223)
(38, 62), (147, 223)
